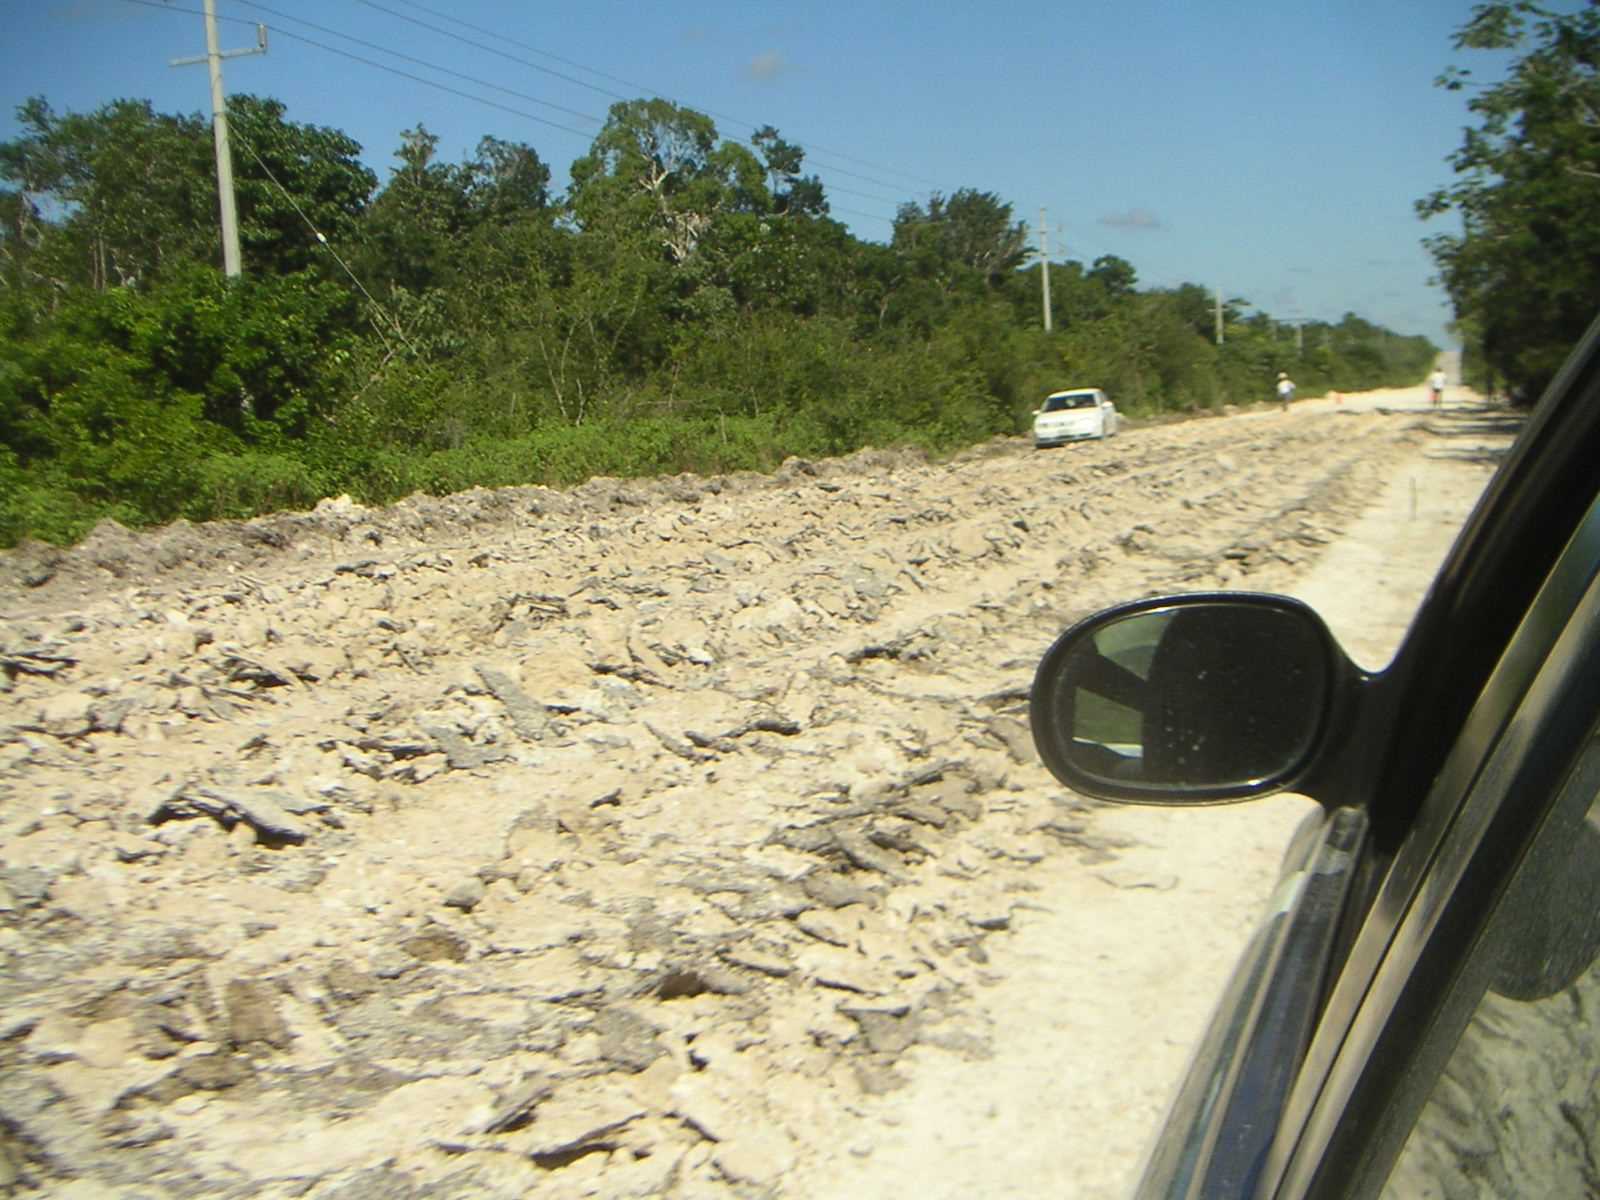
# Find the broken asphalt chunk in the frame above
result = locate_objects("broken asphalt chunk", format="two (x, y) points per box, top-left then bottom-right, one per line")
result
(150, 784), (309, 845)
(418, 723), (513, 771)
(474, 1074), (555, 1135)
(474, 664), (550, 740)
(801, 871), (877, 909)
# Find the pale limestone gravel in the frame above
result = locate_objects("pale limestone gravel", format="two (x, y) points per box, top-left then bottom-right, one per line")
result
(0, 388), (1512, 1199)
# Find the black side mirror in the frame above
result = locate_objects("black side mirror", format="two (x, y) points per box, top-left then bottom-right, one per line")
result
(1030, 593), (1359, 804)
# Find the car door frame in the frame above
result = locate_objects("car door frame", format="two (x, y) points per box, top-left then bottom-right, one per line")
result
(1128, 313), (1600, 1199)
(1267, 460), (1600, 1199)
(1261, 326), (1600, 1196)
(1136, 432), (1600, 1200)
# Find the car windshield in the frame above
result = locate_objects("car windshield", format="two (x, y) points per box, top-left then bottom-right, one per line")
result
(1044, 394), (1098, 412)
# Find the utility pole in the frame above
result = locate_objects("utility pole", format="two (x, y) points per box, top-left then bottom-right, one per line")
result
(171, 1), (266, 278)
(1215, 286), (1224, 346)
(1038, 207), (1053, 333)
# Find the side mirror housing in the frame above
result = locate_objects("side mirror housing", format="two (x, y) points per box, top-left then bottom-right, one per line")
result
(1030, 593), (1360, 804)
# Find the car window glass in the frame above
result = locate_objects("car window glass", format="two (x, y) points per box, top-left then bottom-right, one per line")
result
(1382, 735), (1600, 1199)
(1043, 394), (1096, 411)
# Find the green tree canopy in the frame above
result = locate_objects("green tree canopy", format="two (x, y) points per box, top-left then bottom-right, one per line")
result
(1088, 254), (1137, 298)
(569, 99), (770, 263)
(892, 188), (1028, 287)
(1419, 0), (1600, 400)
(0, 94), (378, 292)
(359, 124), (471, 294)
(460, 134), (552, 226)
(0, 96), (215, 291)
(751, 125), (828, 218)
(0, 90), (1437, 547)
(227, 94), (376, 276)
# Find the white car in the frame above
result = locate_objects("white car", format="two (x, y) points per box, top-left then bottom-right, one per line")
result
(1032, 388), (1119, 448)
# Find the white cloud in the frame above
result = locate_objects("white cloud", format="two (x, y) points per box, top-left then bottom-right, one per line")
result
(1098, 208), (1163, 232)
(746, 51), (788, 81)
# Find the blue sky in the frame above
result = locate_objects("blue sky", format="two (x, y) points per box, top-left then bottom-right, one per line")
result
(3, 0), (1514, 345)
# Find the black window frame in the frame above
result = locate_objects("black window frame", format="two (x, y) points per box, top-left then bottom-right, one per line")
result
(1273, 483), (1600, 1199)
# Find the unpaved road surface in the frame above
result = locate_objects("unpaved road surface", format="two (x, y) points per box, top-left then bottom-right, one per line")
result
(0, 391), (1513, 1199)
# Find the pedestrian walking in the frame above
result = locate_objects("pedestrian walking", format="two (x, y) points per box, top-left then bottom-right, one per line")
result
(1276, 372), (1296, 411)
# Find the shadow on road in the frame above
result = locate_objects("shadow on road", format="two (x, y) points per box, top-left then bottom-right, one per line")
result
(1420, 404), (1524, 465)
(1426, 447), (1514, 465)
(1423, 415), (1525, 438)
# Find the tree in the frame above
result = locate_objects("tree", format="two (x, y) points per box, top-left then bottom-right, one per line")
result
(460, 135), (552, 227)
(360, 124), (472, 294)
(0, 96), (215, 291)
(226, 94), (375, 276)
(1088, 254), (1137, 298)
(358, 129), (551, 303)
(569, 99), (769, 263)
(0, 94), (376, 291)
(2, 87), (1449, 546)
(0, 172), (46, 297)
(1154, 282), (1246, 342)
(892, 188), (1028, 286)
(707, 211), (856, 317)
(751, 125), (828, 217)
(1419, 1), (1600, 400)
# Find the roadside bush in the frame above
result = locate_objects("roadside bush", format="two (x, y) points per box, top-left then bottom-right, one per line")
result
(0, 450), (127, 546)
(2, 93), (1441, 549)
(185, 451), (327, 522)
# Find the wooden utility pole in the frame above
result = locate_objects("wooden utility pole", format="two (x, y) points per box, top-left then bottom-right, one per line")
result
(1038, 207), (1053, 333)
(171, 1), (266, 278)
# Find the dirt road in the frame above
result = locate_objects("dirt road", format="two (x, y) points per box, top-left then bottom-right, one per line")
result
(0, 390), (1513, 1198)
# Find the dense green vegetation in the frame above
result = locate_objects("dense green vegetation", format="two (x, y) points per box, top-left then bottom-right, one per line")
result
(1421, 1), (1600, 402)
(1, 92), (1435, 547)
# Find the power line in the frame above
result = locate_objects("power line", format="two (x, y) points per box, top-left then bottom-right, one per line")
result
(237, 0), (603, 129)
(231, 123), (416, 356)
(291, 9), (901, 215)
(349, 0), (636, 105)
(122, 0), (599, 141)
(371, 0), (676, 107)
(121, 0), (904, 223)
(352, 0), (940, 198)
(268, 28), (601, 141)
(830, 204), (896, 228)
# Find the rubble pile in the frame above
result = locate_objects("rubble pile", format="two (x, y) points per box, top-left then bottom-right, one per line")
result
(2, 409), (1423, 1198)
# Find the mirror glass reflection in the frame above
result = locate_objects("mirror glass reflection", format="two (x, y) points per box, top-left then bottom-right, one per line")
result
(1053, 603), (1330, 792)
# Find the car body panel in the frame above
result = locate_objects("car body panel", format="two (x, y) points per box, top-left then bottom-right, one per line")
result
(1262, 482), (1600, 1191)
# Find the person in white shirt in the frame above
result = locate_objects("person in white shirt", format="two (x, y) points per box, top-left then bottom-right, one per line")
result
(1276, 371), (1296, 411)
(1430, 368), (1447, 407)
